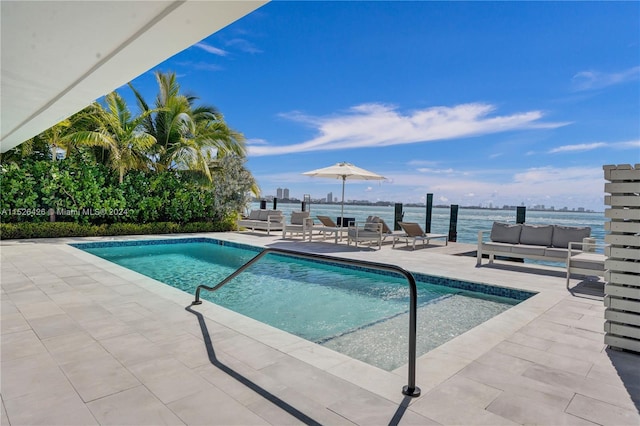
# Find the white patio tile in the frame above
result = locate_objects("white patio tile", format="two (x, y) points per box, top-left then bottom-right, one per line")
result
(59, 353), (141, 403)
(3, 385), (98, 426)
(0, 329), (48, 361)
(493, 340), (593, 376)
(565, 394), (640, 426)
(87, 386), (185, 426)
(244, 386), (356, 426)
(487, 391), (597, 425)
(167, 387), (269, 425)
(1, 312), (32, 335)
(27, 313), (82, 340)
(98, 332), (168, 367)
(1, 352), (74, 401)
(128, 357), (214, 404)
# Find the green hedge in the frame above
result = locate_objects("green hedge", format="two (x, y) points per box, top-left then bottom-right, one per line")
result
(0, 220), (235, 240)
(1, 157), (253, 226)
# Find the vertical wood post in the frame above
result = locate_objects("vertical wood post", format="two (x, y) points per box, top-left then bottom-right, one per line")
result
(516, 206), (526, 224)
(425, 193), (433, 233)
(448, 205), (459, 242)
(394, 203), (404, 231)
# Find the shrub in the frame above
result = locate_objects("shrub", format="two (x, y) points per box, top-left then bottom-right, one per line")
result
(0, 221), (234, 240)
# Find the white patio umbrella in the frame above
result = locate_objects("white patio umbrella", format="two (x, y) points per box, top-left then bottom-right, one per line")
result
(302, 162), (386, 225)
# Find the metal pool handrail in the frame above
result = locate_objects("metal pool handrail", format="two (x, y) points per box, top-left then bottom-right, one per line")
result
(192, 247), (421, 397)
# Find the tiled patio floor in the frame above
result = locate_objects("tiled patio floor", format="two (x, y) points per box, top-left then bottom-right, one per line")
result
(1, 232), (639, 425)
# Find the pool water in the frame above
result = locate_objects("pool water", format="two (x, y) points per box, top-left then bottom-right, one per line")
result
(76, 239), (530, 371)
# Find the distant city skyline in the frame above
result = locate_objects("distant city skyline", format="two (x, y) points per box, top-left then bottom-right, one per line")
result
(119, 2), (639, 212)
(256, 192), (596, 213)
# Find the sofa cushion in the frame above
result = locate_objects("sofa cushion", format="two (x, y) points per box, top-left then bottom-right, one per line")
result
(570, 253), (606, 271)
(258, 210), (269, 221)
(519, 224), (553, 246)
(291, 211), (309, 225)
(552, 225), (591, 248)
(248, 210), (261, 220)
(490, 222), (522, 244)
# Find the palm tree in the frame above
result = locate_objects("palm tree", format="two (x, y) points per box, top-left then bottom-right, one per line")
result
(129, 71), (246, 181)
(32, 119), (73, 161)
(67, 92), (157, 183)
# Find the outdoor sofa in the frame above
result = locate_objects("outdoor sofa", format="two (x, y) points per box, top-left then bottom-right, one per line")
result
(477, 221), (594, 266)
(237, 209), (284, 235)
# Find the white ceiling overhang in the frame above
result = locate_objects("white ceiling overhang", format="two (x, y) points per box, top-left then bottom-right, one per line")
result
(0, 0), (268, 153)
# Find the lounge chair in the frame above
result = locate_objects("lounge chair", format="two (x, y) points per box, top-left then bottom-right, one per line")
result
(282, 211), (314, 240)
(393, 222), (448, 250)
(313, 215), (347, 243)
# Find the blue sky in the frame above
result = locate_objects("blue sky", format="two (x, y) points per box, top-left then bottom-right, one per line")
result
(120, 1), (639, 211)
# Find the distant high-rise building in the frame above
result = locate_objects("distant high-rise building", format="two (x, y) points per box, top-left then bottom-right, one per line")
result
(327, 192), (333, 203)
(276, 188), (283, 199)
(283, 188), (290, 199)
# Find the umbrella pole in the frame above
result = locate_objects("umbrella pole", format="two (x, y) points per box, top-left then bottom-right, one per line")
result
(341, 176), (345, 226)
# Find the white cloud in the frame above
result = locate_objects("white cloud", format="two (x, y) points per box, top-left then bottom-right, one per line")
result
(246, 138), (269, 146)
(407, 160), (439, 167)
(226, 38), (262, 54)
(549, 139), (640, 154)
(324, 166), (603, 210)
(415, 167), (456, 174)
(572, 66), (640, 91)
(549, 142), (607, 153)
(194, 42), (228, 56)
(618, 140), (640, 149)
(248, 103), (569, 156)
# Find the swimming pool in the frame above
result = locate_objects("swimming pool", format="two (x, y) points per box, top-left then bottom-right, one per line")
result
(73, 238), (534, 371)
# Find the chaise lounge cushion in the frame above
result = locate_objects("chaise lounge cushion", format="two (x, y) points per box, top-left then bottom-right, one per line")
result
(490, 222), (522, 244)
(552, 225), (591, 248)
(519, 224), (553, 246)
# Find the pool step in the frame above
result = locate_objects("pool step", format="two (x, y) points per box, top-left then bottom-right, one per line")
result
(319, 294), (510, 371)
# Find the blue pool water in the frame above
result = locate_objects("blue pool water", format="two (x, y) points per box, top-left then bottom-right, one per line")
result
(74, 238), (534, 370)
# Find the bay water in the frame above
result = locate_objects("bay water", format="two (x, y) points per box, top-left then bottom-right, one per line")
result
(250, 202), (606, 245)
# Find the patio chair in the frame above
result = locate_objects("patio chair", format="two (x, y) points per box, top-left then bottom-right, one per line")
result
(313, 215), (347, 243)
(365, 216), (397, 242)
(347, 221), (383, 249)
(393, 222), (448, 250)
(282, 211), (314, 240)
